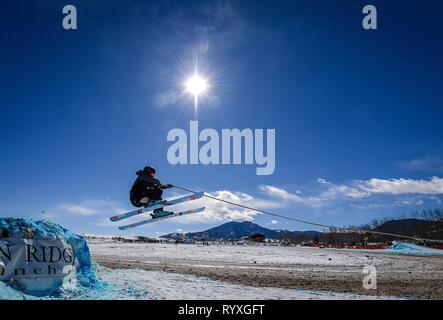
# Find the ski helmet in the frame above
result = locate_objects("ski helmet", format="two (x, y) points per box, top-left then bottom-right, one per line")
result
(143, 165), (156, 176)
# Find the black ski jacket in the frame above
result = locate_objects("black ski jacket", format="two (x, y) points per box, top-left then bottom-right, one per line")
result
(130, 169), (163, 207)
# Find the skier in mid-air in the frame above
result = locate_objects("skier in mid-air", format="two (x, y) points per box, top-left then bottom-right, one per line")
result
(109, 165), (204, 228)
(130, 165), (173, 219)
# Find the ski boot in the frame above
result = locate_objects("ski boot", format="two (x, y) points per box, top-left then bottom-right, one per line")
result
(145, 199), (166, 207)
(150, 208), (173, 219)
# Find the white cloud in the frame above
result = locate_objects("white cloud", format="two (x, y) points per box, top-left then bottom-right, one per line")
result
(173, 190), (282, 224)
(357, 177), (443, 195)
(259, 185), (304, 202)
(57, 204), (100, 216)
(56, 190), (280, 227)
(319, 184), (369, 199)
(56, 198), (128, 217)
(399, 156), (443, 173)
(49, 176), (443, 229)
(259, 185), (325, 207)
(348, 203), (399, 210)
(426, 196), (442, 204)
(260, 177), (443, 209)
(316, 178), (331, 185)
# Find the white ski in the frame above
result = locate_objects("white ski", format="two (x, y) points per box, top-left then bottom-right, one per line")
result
(109, 192), (204, 222)
(118, 207), (206, 230)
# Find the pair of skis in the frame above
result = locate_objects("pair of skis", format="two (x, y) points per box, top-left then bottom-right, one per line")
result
(109, 192), (205, 230)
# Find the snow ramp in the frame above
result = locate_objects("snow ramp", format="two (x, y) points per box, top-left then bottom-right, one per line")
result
(0, 217), (103, 298)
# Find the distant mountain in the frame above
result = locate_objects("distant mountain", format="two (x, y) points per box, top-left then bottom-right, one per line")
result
(160, 218), (443, 243)
(161, 221), (323, 240)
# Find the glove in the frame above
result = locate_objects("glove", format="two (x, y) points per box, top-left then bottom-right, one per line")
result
(161, 184), (173, 189)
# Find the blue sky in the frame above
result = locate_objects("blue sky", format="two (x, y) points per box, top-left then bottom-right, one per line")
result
(1, 0), (443, 236)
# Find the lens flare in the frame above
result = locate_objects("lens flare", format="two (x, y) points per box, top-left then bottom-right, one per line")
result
(184, 74), (209, 111)
(157, 45), (229, 116)
(185, 75), (209, 96)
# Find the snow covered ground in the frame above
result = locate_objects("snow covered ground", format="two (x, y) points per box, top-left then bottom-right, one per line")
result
(90, 242), (443, 299)
(93, 267), (401, 300)
(0, 265), (400, 300)
(2, 242), (441, 299)
(90, 243), (389, 267)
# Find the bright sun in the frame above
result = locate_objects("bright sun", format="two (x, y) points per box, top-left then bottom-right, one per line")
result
(185, 75), (209, 96)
